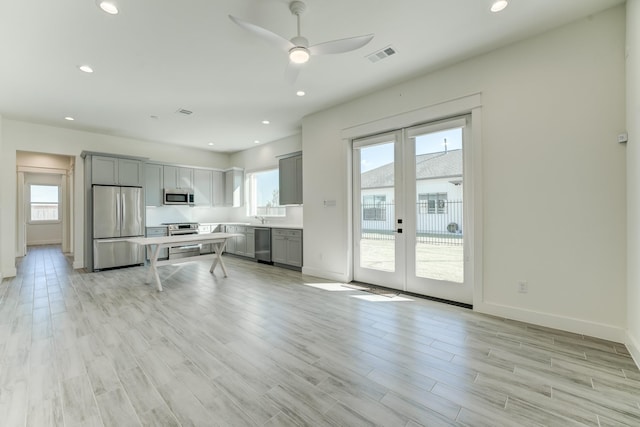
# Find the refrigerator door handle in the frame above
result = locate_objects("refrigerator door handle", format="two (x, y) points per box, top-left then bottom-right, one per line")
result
(116, 190), (122, 235)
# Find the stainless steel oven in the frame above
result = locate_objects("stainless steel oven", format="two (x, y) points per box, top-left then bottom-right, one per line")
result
(163, 223), (199, 259)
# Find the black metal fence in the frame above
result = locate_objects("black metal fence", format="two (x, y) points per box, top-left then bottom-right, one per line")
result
(361, 200), (463, 246)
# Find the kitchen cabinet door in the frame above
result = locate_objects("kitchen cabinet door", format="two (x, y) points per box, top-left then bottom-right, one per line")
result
(212, 170), (225, 206)
(279, 153), (302, 205)
(272, 228), (302, 267)
(224, 225), (236, 253)
(271, 233), (287, 264)
(178, 167), (193, 189)
(246, 227), (255, 258)
(91, 156), (118, 185)
(164, 166), (193, 189)
(234, 226), (246, 256)
(163, 166), (179, 189)
(224, 169), (244, 207)
(285, 233), (302, 267)
(118, 158), (143, 186)
(193, 169), (212, 206)
(92, 156), (143, 186)
(144, 163), (163, 207)
(145, 227), (168, 260)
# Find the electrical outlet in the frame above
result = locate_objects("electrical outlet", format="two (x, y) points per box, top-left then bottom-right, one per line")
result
(518, 281), (528, 293)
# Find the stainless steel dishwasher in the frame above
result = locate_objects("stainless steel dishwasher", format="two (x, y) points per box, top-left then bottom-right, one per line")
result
(254, 227), (272, 264)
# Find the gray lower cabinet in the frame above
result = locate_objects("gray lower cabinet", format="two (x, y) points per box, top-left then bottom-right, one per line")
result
(223, 225), (255, 258)
(271, 228), (302, 267)
(245, 227), (255, 258)
(146, 227), (168, 260)
(199, 224), (220, 254)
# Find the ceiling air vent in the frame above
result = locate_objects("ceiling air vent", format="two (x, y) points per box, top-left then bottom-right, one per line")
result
(176, 108), (193, 115)
(366, 46), (397, 63)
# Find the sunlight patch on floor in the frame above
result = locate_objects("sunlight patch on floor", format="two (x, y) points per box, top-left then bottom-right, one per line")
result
(303, 282), (355, 291)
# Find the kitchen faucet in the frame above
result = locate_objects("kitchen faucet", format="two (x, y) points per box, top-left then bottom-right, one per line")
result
(255, 216), (266, 224)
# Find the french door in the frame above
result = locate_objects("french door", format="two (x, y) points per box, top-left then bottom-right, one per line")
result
(353, 116), (472, 304)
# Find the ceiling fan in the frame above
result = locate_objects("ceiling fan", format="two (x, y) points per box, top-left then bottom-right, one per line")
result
(229, 1), (374, 83)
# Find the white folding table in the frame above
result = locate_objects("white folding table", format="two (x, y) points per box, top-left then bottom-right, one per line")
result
(127, 232), (239, 291)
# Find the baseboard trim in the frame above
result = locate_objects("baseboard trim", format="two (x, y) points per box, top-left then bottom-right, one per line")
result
(626, 331), (640, 370)
(1, 267), (17, 279)
(301, 266), (348, 283)
(474, 300), (626, 343)
(27, 240), (62, 246)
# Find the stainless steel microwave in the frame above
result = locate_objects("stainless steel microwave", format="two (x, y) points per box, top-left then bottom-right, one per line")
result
(163, 189), (194, 205)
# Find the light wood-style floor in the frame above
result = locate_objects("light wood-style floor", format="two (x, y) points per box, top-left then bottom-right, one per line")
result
(1, 245), (639, 426)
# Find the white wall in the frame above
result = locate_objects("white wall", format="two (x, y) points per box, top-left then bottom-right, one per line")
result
(303, 6), (626, 341)
(0, 119), (230, 275)
(627, 0), (640, 365)
(229, 133), (303, 226)
(0, 115), (4, 280)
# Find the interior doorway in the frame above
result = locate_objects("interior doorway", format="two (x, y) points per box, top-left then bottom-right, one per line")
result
(16, 151), (75, 257)
(352, 116), (473, 305)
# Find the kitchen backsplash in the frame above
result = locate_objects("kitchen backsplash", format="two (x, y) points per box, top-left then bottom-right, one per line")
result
(146, 205), (302, 226)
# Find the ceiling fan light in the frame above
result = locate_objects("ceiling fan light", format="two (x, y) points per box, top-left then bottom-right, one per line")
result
(490, 0), (508, 13)
(97, 1), (119, 15)
(289, 47), (310, 64)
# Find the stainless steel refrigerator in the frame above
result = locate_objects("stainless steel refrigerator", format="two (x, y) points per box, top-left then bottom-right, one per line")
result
(92, 185), (145, 270)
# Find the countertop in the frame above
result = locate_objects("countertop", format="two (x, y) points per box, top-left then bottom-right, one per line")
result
(146, 222), (303, 230)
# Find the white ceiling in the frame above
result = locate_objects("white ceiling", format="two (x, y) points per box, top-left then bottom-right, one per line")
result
(0, 0), (624, 153)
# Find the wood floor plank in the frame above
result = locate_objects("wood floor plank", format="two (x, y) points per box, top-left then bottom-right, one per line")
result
(2, 245), (639, 426)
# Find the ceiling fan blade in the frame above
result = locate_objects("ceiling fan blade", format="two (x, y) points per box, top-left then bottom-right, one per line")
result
(229, 15), (294, 52)
(308, 34), (374, 55)
(284, 61), (302, 85)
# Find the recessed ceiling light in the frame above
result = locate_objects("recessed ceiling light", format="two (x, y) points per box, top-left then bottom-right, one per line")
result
(64, 116), (75, 121)
(78, 65), (94, 73)
(254, 140), (260, 144)
(262, 120), (270, 125)
(296, 90), (306, 97)
(97, 1), (119, 14)
(208, 142), (214, 146)
(490, 0), (508, 12)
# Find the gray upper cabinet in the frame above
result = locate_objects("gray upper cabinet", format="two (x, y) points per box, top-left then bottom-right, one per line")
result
(279, 153), (302, 205)
(164, 166), (193, 190)
(193, 169), (212, 207)
(92, 155), (143, 186)
(224, 168), (244, 207)
(212, 170), (225, 206)
(144, 163), (164, 206)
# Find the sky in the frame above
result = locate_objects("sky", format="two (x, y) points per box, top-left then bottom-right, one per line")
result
(255, 169), (279, 206)
(360, 127), (463, 173)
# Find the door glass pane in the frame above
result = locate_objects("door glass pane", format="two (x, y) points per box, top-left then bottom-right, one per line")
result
(415, 128), (463, 282)
(359, 142), (395, 272)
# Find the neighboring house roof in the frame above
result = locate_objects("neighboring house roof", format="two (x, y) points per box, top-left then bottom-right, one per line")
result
(361, 149), (462, 189)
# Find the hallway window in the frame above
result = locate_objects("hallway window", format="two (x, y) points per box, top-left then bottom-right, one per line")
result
(30, 184), (59, 222)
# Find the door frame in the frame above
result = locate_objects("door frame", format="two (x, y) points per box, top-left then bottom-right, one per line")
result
(343, 93), (483, 306)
